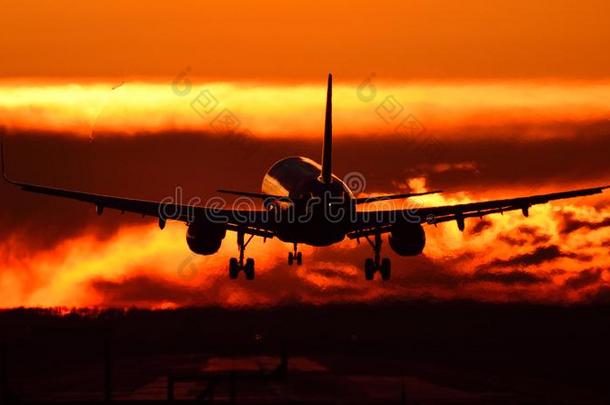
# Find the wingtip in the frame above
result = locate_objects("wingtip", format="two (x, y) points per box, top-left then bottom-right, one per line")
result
(592, 184), (610, 192)
(418, 189), (443, 196)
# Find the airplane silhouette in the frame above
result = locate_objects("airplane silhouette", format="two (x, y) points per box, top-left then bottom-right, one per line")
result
(2, 74), (608, 280)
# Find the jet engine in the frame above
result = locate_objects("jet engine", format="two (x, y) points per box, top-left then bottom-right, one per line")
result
(186, 220), (227, 255)
(388, 223), (426, 256)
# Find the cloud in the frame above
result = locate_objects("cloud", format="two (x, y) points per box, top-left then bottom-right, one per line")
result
(469, 219), (493, 235)
(560, 213), (610, 235)
(563, 268), (604, 290)
(585, 285), (610, 304)
(471, 269), (549, 285)
(479, 245), (565, 269)
(1, 111), (610, 307)
(91, 275), (197, 307)
(3, 123), (609, 245)
(497, 225), (551, 246)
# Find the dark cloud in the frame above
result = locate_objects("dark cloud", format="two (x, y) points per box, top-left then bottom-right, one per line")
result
(485, 245), (563, 268)
(469, 219), (493, 235)
(91, 275), (198, 306)
(307, 267), (354, 280)
(0, 130), (274, 250)
(549, 268), (567, 276)
(518, 225), (547, 239)
(89, 256), (377, 308)
(471, 269), (549, 285)
(3, 120), (610, 250)
(563, 268), (604, 290)
(497, 225), (551, 246)
(2, 119), (610, 306)
(480, 245), (591, 270)
(559, 212), (610, 235)
(392, 120), (610, 192)
(585, 285), (610, 304)
(390, 255), (552, 290)
(394, 257), (466, 287)
(0, 118), (610, 245)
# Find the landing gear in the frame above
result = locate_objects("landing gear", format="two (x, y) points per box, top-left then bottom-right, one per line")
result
(288, 243), (303, 265)
(245, 258), (255, 280)
(229, 231), (255, 280)
(363, 233), (391, 280)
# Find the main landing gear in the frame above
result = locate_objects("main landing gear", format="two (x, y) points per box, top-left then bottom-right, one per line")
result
(288, 243), (303, 265)
(229, 231), (255, 280)
(364, 233), (391, 281)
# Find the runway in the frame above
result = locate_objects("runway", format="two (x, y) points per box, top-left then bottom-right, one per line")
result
(2, 303), (609, 404)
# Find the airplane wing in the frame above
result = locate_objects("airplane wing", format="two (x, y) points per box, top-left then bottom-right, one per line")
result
(349, 185), (609, 238)
(1, 133), (272, 237)
(6, 179), (274, 237)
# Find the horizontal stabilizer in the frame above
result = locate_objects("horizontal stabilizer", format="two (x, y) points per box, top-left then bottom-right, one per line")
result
(354, 190), (442, 204)
(217, 189), (291, 202)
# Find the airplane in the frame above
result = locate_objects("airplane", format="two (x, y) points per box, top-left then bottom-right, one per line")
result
(1, 74), (608, 280)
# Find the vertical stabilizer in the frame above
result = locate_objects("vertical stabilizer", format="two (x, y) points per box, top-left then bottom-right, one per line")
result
(321, 73), (333, 184)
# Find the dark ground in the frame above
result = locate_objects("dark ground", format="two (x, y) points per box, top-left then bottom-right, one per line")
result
(1, 301), (610, 404)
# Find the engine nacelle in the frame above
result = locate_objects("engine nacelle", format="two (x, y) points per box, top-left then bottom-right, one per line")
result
(388, 223), (426, 256)
(186, 220), (227, 255)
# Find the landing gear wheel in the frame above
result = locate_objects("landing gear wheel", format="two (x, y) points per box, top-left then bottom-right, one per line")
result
(363, 233), (391, 281)
(245, 258), (255, 280)
(380, 258), (391, 281)
(288, 243), (302, 266)
(364, 258), (375, 280)
(229, 231), (256, 279)
(229, 258), (239, 279)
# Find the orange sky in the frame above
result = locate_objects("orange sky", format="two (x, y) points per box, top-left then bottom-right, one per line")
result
(1, 1), (609, 308)
(1, 1), (610, 81)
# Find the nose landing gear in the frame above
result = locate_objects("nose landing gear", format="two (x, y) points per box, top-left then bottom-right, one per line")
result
(229, 231), (255, 280)
(288, 243), (302, 265)
(363, 233), (391, 280)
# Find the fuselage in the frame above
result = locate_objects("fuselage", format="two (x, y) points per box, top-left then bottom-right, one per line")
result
(261, 156), (354, 246)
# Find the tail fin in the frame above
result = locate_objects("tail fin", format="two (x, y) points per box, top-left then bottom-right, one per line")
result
(320, 73), (333, 184)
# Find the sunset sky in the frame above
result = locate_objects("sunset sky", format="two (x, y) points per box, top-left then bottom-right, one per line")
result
(1, 0), (609, 308)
